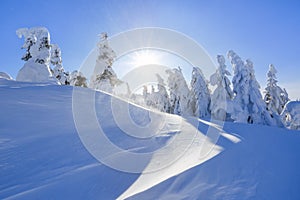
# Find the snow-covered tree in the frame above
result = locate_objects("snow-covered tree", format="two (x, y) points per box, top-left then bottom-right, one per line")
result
(19, 30), (36, 61)
(16, 27), (56, 83)
(155, 74), (171, 112)
(264, 64), (289, 115)
(70, 70), (87, 87)
(143, 85), (149, 99)
(50, 44), (69, 85)
(143, 75), (170, 113)
(89, 33), (120, 92)
(92, 67), (120, 92)
(210, 55), (233, 120)
(228, 50), (275, 125)
(166, 67), (192, 116)
(190, 67), (211, 118)
(228, 50), (251, 122)
(246, 59), (275, 125)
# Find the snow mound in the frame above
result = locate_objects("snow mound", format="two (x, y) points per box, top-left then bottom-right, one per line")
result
(0, 72), (12, 80)
(16, 60), (56, 83)
(282, 101), (300, 130)
(0, 80), (300, 199)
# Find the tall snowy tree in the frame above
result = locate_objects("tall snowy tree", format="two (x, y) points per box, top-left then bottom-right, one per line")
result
(89, 33), (120, 93)
(50, 44), (69, 85)
(210, 55), (233, 120)
(228, 50), (275, 125)
(264, 64), (289, 115)
(155, 74), (171, 113)
(227, 50), (251, 123)
(16, 27), (55, 83)
(166, 67), (192, 116)
(246, 59), (275, 125)
(190, 67), (211, 118)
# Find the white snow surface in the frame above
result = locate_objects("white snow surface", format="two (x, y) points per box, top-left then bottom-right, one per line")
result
(0, 79), (300, 200)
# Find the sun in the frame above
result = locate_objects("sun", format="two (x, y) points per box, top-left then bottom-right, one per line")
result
(129, 49), (162, 67)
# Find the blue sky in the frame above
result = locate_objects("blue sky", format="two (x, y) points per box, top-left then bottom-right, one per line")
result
(0, 0), (299, 99)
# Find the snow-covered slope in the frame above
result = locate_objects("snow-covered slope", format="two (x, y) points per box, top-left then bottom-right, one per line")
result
(0, 79), (300, 200)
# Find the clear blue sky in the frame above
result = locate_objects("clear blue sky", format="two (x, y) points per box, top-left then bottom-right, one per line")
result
(0, 0), (299, 99)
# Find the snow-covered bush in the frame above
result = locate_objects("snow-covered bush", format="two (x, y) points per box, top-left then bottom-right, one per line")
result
(281, 101), (300, 130)
(190, 67), (211, 118)
(0, 72), (13, 80)
(89, 33), (120, 93)
(69, 70), (87, 87)
(166, 67), (192, 116)
(264, 64), (289, 115)
(210, 55), (233, 120)
(51, 44), (69, 85)
(16, 27), (56, 83)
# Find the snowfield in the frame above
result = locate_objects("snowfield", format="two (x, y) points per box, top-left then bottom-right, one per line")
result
(0, 79), (300, 200)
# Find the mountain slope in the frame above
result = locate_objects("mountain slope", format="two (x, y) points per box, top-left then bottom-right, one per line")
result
(0, 79), (299, 200)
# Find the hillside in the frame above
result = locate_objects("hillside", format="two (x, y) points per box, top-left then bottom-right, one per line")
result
(0, 79), (299, 200)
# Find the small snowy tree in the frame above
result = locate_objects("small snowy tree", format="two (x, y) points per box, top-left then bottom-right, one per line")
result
(166, 67), (192, 116)
(228, 51), (274, 125)
(190, 67), (211, 118)
(89, 33), (120, 93)
(70, 70), (87, 87)
(264, 64), (289, 115)
(16, 27), (56, 83)
(143, 75), (170, 113)
(210, 55), (233, 120)
(50, 44), (69, 85)
(143, 85), (149, 99)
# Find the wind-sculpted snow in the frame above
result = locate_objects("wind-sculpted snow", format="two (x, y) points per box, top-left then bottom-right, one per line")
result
(0, 79), (299, 199)
(127, 123), (300, 200)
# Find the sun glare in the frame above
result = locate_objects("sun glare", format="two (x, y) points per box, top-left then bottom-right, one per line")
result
(129, 50), (162, 67)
